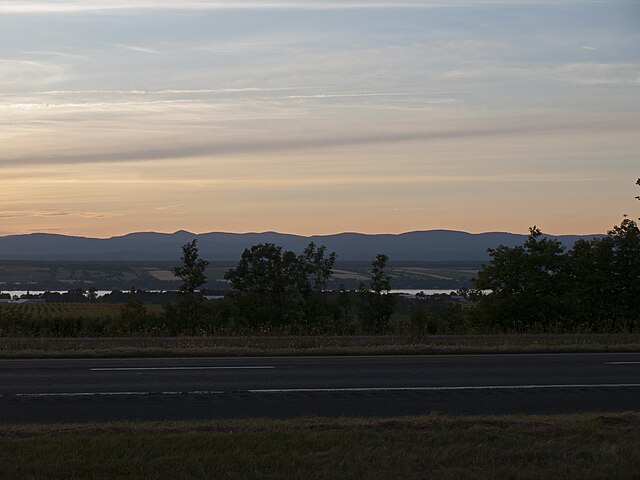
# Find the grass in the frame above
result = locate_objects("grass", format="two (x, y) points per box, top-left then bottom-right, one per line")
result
(1, 413), (639, 479)
(0, 333), (639, 358)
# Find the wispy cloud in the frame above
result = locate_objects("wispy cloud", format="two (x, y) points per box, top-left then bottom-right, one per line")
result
(0, 59), (69, 88)
(282, 92), (414, 99)
(1, 119), (632, 167)
(110, 44), (161, 54)
(0, 1), (429, 13)
(0, 209), (123, 219)
(0, 0), (618, 14)
(0, 87), (300, 96)
(155, 204), (188, 214)
(442, 62), (640, 86)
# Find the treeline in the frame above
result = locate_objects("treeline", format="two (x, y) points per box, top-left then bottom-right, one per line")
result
(1, 216), (637, 336)
(163, 179), (640, 335)
(164, 222), (638, 336)
(471, 218), (640, 332)
(164, 242), (397, 335)
(2, 218), (638, 336)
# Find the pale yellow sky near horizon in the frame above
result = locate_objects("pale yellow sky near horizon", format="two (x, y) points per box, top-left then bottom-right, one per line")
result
(1, 1), (639, 237)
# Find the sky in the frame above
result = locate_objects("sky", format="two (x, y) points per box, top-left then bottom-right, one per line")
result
(1, 0), (639, 237)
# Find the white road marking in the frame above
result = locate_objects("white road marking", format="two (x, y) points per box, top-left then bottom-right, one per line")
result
(248, 383), (640, 394)
(11, 391), (223, 398)
(604, 362), (640, 365)
(6, 383), (640, 398)
(90, 366), (276, 371)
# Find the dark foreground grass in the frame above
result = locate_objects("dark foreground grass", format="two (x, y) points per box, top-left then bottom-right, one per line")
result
(1, 413), (639, 479)
(0, 333), (639, 358)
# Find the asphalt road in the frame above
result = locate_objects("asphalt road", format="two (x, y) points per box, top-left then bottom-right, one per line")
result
(1, 353), (639, 423)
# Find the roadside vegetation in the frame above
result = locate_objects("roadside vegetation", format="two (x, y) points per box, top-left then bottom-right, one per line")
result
(1, 413), (639, 480)
(1, 334), (639, 358)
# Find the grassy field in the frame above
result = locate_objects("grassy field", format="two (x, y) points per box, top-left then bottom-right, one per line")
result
(0, 333), (639, 358)
(0, 413), (638, 479)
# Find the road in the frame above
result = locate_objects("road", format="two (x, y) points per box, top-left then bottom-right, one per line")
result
(1, 353), (639, 423)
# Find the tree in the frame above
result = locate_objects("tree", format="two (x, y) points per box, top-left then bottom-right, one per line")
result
(471, 179), (640, 333)
(370, 254), (392, 294)
(172, 239), (209, 325)
(607, 217), (640, 327)
(223, 242), (336, 331)
(224, 243), (307, 295)
(566, 236), (616, 329)
(300, 242), (337, 292)
(174, 239), (209, 295)
(358, 254), (395, 333)
(472, 227), (568, 331)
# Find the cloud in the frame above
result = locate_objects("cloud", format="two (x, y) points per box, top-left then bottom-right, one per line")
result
(0, 209), (123, 219)
(282, 92), (414, 99)
(0, 1), (432, 13)
(553, 63), (640, 85)
(110, 44), (161, 54)
(155, 204), (189, 214)
(0, 87), (299, 97)
(0, 59), (69, 88)
(442, 62), (640, 86)
(0, 119), (629, 167)
(0, 0), (619, 14)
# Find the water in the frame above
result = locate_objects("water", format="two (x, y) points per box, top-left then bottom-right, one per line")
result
(389, 289), (459, 296)
(0, 290), (153, 299)
(1, 288), (467, 299)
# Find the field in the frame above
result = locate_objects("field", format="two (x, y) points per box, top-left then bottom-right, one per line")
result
(1, 302), (639, 358)
(1, 413), (638, 479)
(0, 260), (482, 291)
(0, 302), (122, 319)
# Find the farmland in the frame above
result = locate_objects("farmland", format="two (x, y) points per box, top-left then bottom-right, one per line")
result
(0, 303), (121, 320)
(0, 260), (481, 292)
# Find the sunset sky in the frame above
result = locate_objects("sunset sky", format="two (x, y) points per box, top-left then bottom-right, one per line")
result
(1, 0), (638, 237)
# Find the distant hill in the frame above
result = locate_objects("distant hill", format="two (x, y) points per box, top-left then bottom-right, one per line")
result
(0, 230), (604, 262)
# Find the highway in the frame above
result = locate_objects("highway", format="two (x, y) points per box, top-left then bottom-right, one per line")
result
(1, 353), (639, 423)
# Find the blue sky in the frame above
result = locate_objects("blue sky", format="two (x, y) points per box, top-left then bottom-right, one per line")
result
(1, 1), (638, 236)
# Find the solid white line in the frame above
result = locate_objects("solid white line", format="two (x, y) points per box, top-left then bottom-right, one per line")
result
(604, 362), (640, 365)
(12, 391), (223, 398)
(248, 383), (640, 394)
(7, 383), (640, 399)
(89, 366), (276, 371)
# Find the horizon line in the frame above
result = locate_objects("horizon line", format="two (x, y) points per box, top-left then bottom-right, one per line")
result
(0, 228), (607, 240)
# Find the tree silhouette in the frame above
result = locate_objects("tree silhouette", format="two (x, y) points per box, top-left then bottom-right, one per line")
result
(358, 254), (395, 333)
(301, 241), (337, 292)
(224, 242), (336, 331)
(473, 227), (568, 330)
(172, 239), (209, 325)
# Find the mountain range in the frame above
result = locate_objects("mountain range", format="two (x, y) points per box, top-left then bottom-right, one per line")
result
(0, 230), (604, 262)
